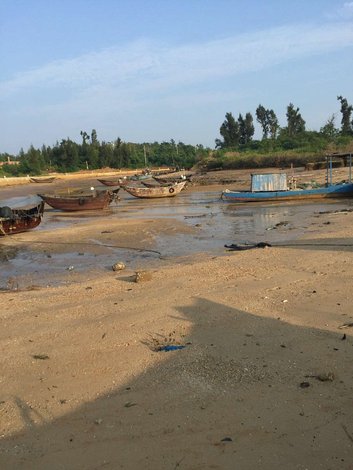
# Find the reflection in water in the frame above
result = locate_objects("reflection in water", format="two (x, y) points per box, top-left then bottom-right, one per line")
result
(222, 204), (296, 243)
(0, 246), (19, 262)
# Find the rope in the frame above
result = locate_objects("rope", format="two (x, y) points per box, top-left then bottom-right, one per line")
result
(2, 239), (163, 257)
(0, 222), (6, 236)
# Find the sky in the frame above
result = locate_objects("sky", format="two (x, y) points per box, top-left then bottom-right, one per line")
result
(1, 0), (353, 155)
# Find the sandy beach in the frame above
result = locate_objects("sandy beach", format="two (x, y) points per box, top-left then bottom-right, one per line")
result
(1, 168), (353, 469)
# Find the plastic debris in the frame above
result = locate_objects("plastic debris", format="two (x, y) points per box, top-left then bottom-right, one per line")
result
(159, 345), (185, 352)
(338, 322), (353, 329)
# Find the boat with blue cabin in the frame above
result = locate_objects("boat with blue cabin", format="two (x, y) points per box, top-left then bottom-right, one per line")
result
(221, 153), (353, 202)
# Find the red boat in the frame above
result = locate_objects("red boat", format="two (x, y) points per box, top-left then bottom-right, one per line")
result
(0, 200), (45, 235)
(38, 189), (117, 211)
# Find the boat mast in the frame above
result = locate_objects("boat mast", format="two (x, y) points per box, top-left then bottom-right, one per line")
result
(143, 145), (147, 168)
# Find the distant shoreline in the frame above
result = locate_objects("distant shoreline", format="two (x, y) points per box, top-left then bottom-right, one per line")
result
(0, 168), (160, 187)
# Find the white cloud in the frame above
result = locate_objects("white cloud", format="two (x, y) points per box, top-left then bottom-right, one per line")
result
(1, 19), (353, 153)
(1, 21), (353, 103)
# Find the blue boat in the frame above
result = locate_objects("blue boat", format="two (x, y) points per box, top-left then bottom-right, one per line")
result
(221, 153), (353, 203)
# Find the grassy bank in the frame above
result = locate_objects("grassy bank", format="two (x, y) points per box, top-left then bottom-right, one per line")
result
(199, 147), (353, 171)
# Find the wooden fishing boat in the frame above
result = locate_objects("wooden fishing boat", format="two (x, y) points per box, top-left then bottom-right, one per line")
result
(154, 170), (192, 183)
(38, 189), (116, 211)
(152, 168), (176, 176)
(142, 180), (162, 188)
(0, 200), (45, 235)
(222, 153), (353, 203)
(141, 178), (178, 188)
(139, 176), (166, 186)
(123, 181), (186, 198)
(222, 182), (353, 202)
(97, 174), (152, 186)
(97, 178), (123, 187)
(130, 173), (153, 181)
(30, 176), (56, 183)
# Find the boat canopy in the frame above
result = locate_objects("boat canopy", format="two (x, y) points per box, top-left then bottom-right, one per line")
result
(251, 173), (288, 192)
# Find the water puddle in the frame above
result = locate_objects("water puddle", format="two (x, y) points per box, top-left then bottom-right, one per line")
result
(1, 184), (353, 289)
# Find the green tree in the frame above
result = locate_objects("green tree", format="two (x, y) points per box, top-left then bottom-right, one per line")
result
(256, 105), (279, 140)
(337, 95), (353, 135)
(98, 142), (114, 168)
(80, 130), (90, 145)
(19, 145), (45, 174)
(112, 138), (132, 168)
(320, 114), (339, 139)
(40, 144), (52, 170)
(256, 105), (270, 139)
(53, 139), (80, 171)
(268, 110), (279, 139)
(87, 129), (99, 169)
(216, 112), (240, 148)
(286, 103), (305, 137)
(153, 141), (175, 166)
(79, 129), (99, 169)
(238, 112), (254, 145)
(91, 129), (98, 146)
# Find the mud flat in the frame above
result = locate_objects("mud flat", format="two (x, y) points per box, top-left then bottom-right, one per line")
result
(1, 169), (353, 469)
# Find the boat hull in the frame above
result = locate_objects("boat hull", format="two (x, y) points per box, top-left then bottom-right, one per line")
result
(30, 177), (56, 183)
(130, 174), (153, 181)
(123, 181), (186, 198)
(0, 201), (45, 235)
(39, 190), (112, 211)
(97, 178), (122, 187)
(222, 183), (353, 202)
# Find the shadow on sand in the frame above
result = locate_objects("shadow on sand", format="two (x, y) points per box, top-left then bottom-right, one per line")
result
(1, 294), (353, 470)
(273, 237), (353, 252)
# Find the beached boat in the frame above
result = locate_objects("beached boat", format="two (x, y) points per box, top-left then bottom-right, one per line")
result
(140, 178), (173, 188)
(98, 174), (153, 186)
(130, 173), (153, 181)
(97, 178), (123, 187)
(0, 200), (45, 235)
(30, 176), (56, 183)
(123, 181), (186, 198)
(38, 189), (117, 211)
(152, 168), (176, 176)
(153, 170), (192, 183)
(222, 182), (353, 202)
(222, 153), (353, 203)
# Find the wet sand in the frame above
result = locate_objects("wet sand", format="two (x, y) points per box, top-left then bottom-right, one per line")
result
(1, 170), (353, 289)
(1, 169), (353, 469)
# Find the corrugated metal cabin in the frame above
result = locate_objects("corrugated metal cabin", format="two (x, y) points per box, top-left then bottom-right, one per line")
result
(251, 173), (288, 192)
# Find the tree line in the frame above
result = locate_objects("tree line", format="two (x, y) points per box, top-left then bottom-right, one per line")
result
(1, 96), (352, 175)
(215, 96), (353, 153)
(0, 133), (208, 176)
